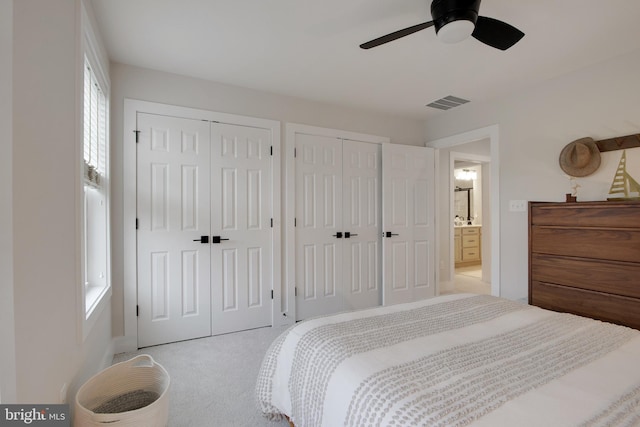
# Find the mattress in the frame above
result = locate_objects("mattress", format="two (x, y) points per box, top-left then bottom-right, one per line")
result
(256, 293), (640, 426)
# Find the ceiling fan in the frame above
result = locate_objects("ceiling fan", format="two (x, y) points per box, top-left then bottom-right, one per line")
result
(360, 0), (524, 51)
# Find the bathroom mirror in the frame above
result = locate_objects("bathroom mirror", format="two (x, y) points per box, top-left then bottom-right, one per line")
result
(454, 187), (473, 225)
(454, 166), (477, 225)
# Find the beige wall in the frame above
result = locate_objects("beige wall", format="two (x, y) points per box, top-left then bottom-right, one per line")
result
(109, 62), (428, 336)
(10, 0), (112, 403)
(1, 0), (16, 404)
(425, 48), (640, 300)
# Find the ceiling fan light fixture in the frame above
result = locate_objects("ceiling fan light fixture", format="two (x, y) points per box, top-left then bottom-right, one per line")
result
(436, 19), (475, 43)
(359, 0), (524, 51)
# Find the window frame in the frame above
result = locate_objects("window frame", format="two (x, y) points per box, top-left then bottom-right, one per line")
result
(80, 1), (111, 340)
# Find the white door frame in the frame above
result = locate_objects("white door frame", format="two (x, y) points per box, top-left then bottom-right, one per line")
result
(427, 125), (501, 297)
(284, 123), (389, 324)
(449, 151), (491, 288)
(123, 99), (281, 351)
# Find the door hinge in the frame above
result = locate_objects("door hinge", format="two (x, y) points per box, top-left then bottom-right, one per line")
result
(136, 305), (139, 317)
(133, 130), (140, 143)
(294, 287), (297, 297)
(294, 148), (297, 158)
(271, 290), (274, 300)
(136, 218), (139, 229)
(270, 218), (273, 228)
(294, 218), (297, 227)
(270, 146), (273, 156)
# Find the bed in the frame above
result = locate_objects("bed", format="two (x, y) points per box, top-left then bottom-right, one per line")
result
(256, 293), (640, 427)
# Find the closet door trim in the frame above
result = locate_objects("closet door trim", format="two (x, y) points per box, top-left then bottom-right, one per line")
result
(284, 123), (389, 323)
(123, 99), (281, 351)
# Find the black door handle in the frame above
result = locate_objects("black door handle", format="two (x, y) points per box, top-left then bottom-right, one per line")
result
(193, 236), (209, 243)
(384, 232), (399, 238)
(211, 236), (230, 244)
(332, 232), (343, 238)
(344, 232), (359, 238)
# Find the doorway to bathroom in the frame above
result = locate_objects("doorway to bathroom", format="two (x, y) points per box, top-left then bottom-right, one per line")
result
(452, 158), (490, 295)
(433, 139), (492, 296)
(427, 125), (500, 298)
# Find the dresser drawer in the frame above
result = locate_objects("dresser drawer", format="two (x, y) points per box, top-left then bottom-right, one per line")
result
(530, 281), (640, 330)
(462, 247), (480, 261)
(530, 202), (640, 227)
(462, 227), (479, 235)
(531, 226), (640, 263)
(531, 253), (640, 299)
(462, 235), (479, 247)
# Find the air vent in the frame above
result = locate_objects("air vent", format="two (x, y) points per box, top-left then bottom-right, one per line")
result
(426, 95), (470, 110)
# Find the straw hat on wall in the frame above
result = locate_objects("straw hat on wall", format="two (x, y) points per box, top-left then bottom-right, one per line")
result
(559, 137), (601, 177)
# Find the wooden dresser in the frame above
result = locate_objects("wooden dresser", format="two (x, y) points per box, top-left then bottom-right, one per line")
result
(529, 200), (640, 330)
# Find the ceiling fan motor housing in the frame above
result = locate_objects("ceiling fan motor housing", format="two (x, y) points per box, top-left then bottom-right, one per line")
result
(431, 0), (481, 33)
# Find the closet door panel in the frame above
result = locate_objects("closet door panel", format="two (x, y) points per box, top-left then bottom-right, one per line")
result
(210, 122), (273, 334)
(136, 113), (212, 347)
(343, 140), (382, 310)
(382, 144), (435, 306)
(295, 134), (344, 319)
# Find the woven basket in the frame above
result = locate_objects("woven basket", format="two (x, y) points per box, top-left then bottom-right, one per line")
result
(75, 355), (170, 427)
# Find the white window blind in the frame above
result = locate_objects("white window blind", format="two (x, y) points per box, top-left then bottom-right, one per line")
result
(83, 57), (106, 187)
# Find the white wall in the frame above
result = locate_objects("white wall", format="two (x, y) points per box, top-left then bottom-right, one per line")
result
(109, 63), (427, 336)
(11, 0), (112, 403)
(425, 48), (640, 300)
(0, 0), (16, 404)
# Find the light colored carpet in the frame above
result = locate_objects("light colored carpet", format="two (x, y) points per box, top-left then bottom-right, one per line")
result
(112, 326), (291, 427)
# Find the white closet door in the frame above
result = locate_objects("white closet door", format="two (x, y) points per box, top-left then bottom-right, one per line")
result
(342, 140), (382, 310)
(210, 122), (273, 335)
(382, 143), (435, 306)
(137, 113), (212, 347)
(295, 134), (344, 319)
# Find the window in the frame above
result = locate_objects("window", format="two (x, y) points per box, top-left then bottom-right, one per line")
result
(82, 56), (110, 321)
(83, 59), (106, 187)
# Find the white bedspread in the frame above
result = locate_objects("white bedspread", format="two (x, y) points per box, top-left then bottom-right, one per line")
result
(256, 294), (640, 427)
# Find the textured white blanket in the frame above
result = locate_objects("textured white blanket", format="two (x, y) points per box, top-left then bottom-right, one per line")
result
(256, 294), (640, 427)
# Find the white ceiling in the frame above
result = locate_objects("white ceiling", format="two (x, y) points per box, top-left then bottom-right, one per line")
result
(90, 0), (640, 120)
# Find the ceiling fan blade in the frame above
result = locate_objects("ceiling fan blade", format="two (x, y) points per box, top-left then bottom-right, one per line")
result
(472, 16), (524, 51)
(360, 21), (434, 49)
